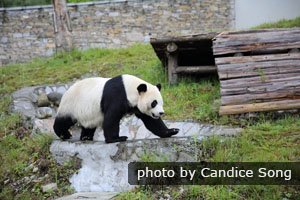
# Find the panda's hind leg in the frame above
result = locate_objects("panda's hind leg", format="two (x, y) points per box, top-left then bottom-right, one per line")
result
(53, 116), (76, 140)
(80, 127), (96, 141)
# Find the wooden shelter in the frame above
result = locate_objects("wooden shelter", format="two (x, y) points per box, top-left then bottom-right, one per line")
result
(213, 28), (300, 115)
(151, 28), (300, 115)
(150, 33), (218, 84)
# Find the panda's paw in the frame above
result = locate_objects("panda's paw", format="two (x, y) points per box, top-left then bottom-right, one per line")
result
(160, 128), (179, 138)
(105, 136), (128, 143)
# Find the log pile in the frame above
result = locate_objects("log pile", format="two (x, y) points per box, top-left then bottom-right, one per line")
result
(213, 28), (300, 115)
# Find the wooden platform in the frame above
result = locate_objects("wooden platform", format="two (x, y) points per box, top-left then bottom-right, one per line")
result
(150, 33), (218, 84)
(213, 28), (300, 115)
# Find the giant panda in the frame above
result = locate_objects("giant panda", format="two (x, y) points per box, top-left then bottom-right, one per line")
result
(53, 74), (179, 143)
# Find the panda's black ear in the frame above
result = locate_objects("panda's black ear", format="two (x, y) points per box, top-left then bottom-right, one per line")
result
(137, 84), (147, 94)
(156, 83), (161, 91)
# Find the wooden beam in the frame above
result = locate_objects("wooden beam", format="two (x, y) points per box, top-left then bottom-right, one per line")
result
(151, 32), (218, 44)
(221, 90), (300, 105)
(213, 28), (300, 56)
(176, 66), (217, 73)
(167, 53), (178, 84)
(219, 99), (300, 115)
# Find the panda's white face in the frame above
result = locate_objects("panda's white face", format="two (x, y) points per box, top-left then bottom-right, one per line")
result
(137, 84), (164, 119)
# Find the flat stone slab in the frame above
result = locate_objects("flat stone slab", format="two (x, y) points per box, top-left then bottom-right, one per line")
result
(51, 127), (241, 193)
(56, 192), (118, 200)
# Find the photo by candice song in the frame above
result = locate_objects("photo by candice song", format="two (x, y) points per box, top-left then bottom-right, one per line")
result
(128, 162), (300, 185)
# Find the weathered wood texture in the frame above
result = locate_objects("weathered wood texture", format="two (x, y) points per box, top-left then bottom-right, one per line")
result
(213, 28), (300, 56)
(52, 0), (73, 52)
(213, 28), (300, 115)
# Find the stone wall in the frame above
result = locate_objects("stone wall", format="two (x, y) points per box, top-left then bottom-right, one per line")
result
(0, 0), (235, 66)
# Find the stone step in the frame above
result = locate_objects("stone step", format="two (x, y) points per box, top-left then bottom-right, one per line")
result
(56, 192), (118, 200)
(50, 122), (241, 193)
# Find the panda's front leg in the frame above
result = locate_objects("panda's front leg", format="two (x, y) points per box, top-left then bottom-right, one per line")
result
(135, 112), (179, 138)
(103, 112), (128, 143)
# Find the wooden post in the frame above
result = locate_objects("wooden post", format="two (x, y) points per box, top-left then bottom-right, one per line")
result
(52, 0), (73, 52)
(166, 42), (178, 84)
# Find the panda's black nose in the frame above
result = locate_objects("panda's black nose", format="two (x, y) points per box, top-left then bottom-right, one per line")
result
(159, 112), (165, 116)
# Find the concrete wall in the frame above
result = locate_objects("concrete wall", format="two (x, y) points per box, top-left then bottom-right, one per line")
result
(235, 0), (300, 29)
(0, 0), (235, 66)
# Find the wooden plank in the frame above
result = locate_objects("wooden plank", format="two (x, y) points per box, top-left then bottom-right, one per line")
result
(221, 72), (300, 89)
(219, 99), (300, 115)
(167, 53), (178, 84)
(221, 80), (300, 96)
(176, 66), (217, 73)
(218, 59), (300, 79)
(215, 53), (300, 65)
(213, 28), (300, 55)
(151, 32), (218, 44)
(221, 90), (300, 105)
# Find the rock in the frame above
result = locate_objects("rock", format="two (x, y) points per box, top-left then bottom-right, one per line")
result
(37, 93), (50, 107)
(36, 87), (46, 95)
(45, 86), (53, 94)
(56, 86), (67, 95)
(47, 92), (63, 105)
(36, 107), (53, 119)
(42, 183), (57, 193)
(32, 167), (39, 173)
(12, 87), (37, 118)
(56, 192), (118, 200)
(32, 118), (55, 134)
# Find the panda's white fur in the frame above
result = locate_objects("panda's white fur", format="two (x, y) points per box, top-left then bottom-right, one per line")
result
(57, 77), (109, 128)
(57, 74), (164, 129)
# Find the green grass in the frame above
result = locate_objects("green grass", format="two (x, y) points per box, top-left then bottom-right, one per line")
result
(1, 44), (300, 199)
(253, 16), (300, 29)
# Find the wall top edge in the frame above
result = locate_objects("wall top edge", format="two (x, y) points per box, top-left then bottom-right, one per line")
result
(0, 0), (135, 12)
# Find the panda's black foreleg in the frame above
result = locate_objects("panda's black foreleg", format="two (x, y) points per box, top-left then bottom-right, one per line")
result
(80, 127), (96, 141)
(53, 116), (76, 140)
(103, 112), (128, 143)
(135, 112), (179, 138)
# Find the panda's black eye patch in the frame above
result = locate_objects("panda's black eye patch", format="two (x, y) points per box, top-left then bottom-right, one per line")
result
(151, 100), (158, 108)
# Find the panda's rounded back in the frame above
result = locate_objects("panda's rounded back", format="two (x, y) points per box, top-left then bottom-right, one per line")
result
(57, 77), (110, 128)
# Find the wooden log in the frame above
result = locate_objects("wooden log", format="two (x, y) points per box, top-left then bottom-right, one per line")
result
(176, 66), (217, 73)
(219, 99), (300, 115)
(151, 32), (218, 44)
(167, 53), (178, 84)
(215, 53), (300, 65)
(221, 90), (300, 105)
(289, 48), (300, 53)
(221, 72), (300, 89)
(213, 28), (300, 55)
(217, 59), (300, 79)
(221, 80), (300, 96)
(167, 42), (178, 53)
